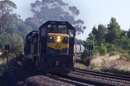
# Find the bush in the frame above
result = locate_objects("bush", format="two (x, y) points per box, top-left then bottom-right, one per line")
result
(81, 50), (89, 59)
(121, 52), (130, 61)
(9, 34), (24, 55)
(99, 43), (107, 55)
(105, 43), (123, 53)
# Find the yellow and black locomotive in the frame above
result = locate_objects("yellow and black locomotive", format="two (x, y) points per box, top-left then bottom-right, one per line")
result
(24, 21), (75, 73)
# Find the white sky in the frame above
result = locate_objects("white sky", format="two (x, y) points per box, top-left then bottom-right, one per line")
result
(12, 0), (130, 40)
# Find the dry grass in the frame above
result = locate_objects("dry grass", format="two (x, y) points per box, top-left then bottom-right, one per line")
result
(90, 54), (120, 66)
(90, 54), (130, 72)
(0, 58), (6, 65)
(74, 63), (87, 69)
(105, 60), (130, 72)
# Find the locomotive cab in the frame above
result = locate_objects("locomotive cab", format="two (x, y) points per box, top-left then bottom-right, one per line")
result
(24, 30), (38, 65)
(24, 31), (38, 57)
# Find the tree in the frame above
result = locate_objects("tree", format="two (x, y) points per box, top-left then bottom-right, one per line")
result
(0, 0), (31, 56)
(127, 29), (130, 38)
(0, 0), (16, 14)
(0, 13), (20, 32)
(106, 17), (121, 45)
(26, 0), (86, 34)
(0, 30), (9, 49)
(9, 33), (24, 55)
(90, 26), (97, 41)
(90, 25), (107, 45)
(97, 24), (107, 45)
(92, 26), (98, 36)
(100, 43), (107, 55)
(0, 0), (17, 30)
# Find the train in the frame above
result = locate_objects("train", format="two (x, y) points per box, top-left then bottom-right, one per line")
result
(24, 21), (76, 73)
(74, 44), (85, 54)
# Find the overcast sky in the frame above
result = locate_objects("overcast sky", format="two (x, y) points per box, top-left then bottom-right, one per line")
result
(12, 0), (130, 40)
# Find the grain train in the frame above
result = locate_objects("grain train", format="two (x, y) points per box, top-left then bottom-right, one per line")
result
(24, 21), (76, 73)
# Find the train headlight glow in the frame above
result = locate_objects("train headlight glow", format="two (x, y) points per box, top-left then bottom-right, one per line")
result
(57, 36), (61, 42)
(50, 36), (52, 39)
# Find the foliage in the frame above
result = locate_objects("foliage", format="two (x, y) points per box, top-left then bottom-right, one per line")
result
(90, 66), (102, 71)
(82, 17), (130, 61)
(0, 0), (16, 14)
(0, 0), (17, 30)
(9, 33), (24, 55)
(81, 49), (89, 60)
(26, 0), (86, 34)
(0, 30), (9, 49)
(99, 43), (107, 55)
(120, 51), (130, 61)
(91, 25), (107, 45)
(0, 0), (31, 57)
(106, 17), (121, 45)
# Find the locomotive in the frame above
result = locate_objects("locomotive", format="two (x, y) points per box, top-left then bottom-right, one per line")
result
(24, 21), (75, 73)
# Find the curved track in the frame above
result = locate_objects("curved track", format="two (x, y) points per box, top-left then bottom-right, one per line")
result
(76, 68), (130, 81)
(69, 68), (130, 86)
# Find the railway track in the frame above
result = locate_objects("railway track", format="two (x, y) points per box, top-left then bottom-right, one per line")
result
(68, 68), (130, 86)
(48, 68), (130, 86)
(76, 68), (130, 81)
(2, 58), (130, 86)
(46, 74), (94, 86)
(56, 74), (113, 86)
(15, 60), (130, 86)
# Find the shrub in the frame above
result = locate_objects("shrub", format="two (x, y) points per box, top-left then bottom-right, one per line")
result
(121, 52), (130, 61)
(99, 43), (107, 55)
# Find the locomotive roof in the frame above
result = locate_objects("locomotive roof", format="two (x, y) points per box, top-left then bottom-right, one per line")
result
(39, 21), (75, 30)
(26, 30), (38, 37)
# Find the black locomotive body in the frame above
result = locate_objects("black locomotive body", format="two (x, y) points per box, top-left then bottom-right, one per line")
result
(24, 21), (75, 73)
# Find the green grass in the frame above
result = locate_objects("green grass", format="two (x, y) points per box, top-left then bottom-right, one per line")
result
(90, 66), (102, 71)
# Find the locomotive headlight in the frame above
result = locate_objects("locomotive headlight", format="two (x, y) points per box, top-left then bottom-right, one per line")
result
(50, 36), (52, 39)
(57, 36), (61, 42)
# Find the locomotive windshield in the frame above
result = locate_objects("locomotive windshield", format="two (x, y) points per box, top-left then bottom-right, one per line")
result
(47, 24), (67, 34)
(58, 25), (67, 33)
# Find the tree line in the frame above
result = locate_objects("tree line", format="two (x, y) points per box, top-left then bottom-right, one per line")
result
(82, 17), (130, 61)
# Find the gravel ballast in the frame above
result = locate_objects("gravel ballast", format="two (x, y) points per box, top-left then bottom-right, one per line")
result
(18, 75), (75, 86)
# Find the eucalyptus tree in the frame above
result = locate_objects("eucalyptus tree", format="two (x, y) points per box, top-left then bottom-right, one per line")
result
(0, 0), (27, 55)
(0, 0), (17, 30)
(106, 17), (121, 45)
(91, 25), (107, 45)
(97, 24), (107, 45)
(25, 0), (86, 34)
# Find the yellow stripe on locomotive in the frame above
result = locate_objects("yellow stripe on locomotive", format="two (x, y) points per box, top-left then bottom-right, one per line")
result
(47, 43), (69, 50)
(47, 33), (69, 50)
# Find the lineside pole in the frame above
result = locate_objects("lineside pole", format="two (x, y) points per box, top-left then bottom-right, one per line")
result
(6, 50), (9, 67)
(88, 50), (92, 70)
(88, 45), (93, 70)
(5, 44), (9, 68)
